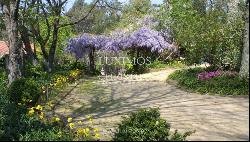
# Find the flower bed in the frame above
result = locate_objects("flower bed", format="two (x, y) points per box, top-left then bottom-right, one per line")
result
(168, 67), (249, 96)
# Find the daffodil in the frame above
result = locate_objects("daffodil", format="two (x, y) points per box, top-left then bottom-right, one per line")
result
(55, 117), (60, 122)
(93, 128), (99, 133)
(77, 121), (83, 125)
(51, 117), (61, 123)
(68, 123), (75, 129)
(94, 133), (100, 139)
(35, 105), (43, 110)
(83, 128), (90, 136)
(76, 128), (85, 136)
(86, 115), (93, 123)
(86, 115), (91, 119)
(46, 101), (54, 108)
(67, 117), (73, 123)
(28, 108), (35, 116)
(39, 112), (44, 119)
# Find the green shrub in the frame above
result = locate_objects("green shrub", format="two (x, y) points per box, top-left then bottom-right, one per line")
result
(113, 108), (192, 141)
(146, 60), (168, 69)
(168, 68), (249, 96)
(0, 69), (7, 96)
(19, 126), (73, 141)
(0, 93), (74, 141)
(7, 78), (41, 105)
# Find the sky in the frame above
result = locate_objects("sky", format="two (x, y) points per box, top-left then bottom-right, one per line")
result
(65, 0), (164, 11)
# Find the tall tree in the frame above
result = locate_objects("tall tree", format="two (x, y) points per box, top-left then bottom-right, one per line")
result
(1, 0), (22, 85)
(239, 0), (249, 77)
(22, 0), (100, 72)
(66, 0), (122, 34)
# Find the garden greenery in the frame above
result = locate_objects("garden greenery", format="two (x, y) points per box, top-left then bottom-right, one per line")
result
(113, 108), (193, 141)
(168, 67), (249, 96)
(157, 0), (245, 71)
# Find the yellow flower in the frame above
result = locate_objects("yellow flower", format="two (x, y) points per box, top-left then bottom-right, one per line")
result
(28, 108), (35, 116)
(93, 128), (99, 133)
(51, 117), (61, 123)
(46, 101), (54, 108)
(86, 115), (91, 119)
(68, 123), (75, 129)
(76, 128), (85, 136)
(55, 117), (60, 122)
(86, 115), (93, 123)
(67, 117), (73, 123)
(94, 133), (100, 139)
(39, 112), (44, 119)
(83, 128), (90, 136)
(35, 105), (43, 110)
(77, 121), (83, 125)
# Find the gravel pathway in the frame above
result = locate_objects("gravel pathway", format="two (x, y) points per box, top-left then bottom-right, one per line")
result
(51, 68), (249, 141)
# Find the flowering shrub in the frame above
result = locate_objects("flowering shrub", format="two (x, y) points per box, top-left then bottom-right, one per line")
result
(168, 68), (249, 96)
(27, 104), (101, 141)
(197, 70), (221, 80)
(197, 69), (240, 81)
(7, 78), (40, 106)
(50, 75), (68, 90)
(68, 69), (82, 82)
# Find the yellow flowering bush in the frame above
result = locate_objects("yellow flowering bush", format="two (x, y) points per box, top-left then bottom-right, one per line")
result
(68, 69), (82, 82)
(52, 75), (68, 89)
(69, 69), (81, 79)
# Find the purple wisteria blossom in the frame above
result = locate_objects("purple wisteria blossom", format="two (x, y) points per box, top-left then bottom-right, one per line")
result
(65, 27), (175, 59)
(120, 27), (176, 53)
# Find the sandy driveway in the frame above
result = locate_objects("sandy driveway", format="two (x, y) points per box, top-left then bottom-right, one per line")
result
(51, 68), (249, 141)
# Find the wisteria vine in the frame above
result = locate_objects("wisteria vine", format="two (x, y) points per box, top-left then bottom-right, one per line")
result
(65, 27), (176, 59)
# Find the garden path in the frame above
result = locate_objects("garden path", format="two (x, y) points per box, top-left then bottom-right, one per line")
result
(51, 67), (249, 141)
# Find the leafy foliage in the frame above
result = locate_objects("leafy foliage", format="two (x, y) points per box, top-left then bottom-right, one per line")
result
(66, 0), (122, 34)
(0, 94), (73, 141)
(157, 0), (245, 70)
(168, 67), (249, 96)
(7, 78), (41, 106)
(113, 108), (193, 141)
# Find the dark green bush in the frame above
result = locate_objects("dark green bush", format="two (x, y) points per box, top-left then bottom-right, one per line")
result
(23, 63), (46, 78)
(168, 68), (249, 96)
(7, 78), (41, 105)
(19, 126), (73, 141)
(0, 68), (7, 95)
(0, 97), (72, 141)
(113, 108), (192, 141)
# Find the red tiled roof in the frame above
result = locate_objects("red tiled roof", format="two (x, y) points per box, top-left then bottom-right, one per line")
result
(0, 41), (9, 57)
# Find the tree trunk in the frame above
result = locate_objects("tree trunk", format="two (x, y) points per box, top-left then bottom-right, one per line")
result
(3, 0), (22, 85)
(88, 47), (95, 74)
(48, 14), (60, 72)
(239, 1), (249, 78)
(20, 25), (38, 64)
